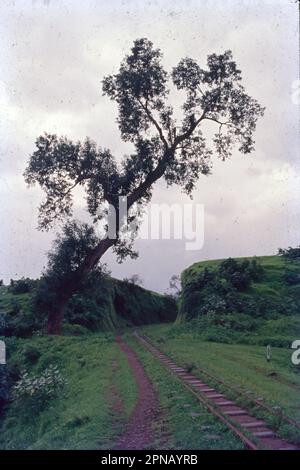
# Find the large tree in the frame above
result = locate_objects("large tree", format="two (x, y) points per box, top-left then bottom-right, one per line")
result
(24, 38), (264, 334)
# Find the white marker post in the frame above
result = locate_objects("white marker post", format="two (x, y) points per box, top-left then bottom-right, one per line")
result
(0, 340), (5, 365)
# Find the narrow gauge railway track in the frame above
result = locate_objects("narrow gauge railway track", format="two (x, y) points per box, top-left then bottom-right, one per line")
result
(134, 332), (299, 451)
(184, 355), (300, 431)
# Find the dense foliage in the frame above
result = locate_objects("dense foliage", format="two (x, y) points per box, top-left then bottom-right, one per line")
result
(278, 246), (300, 261)
(0, 275), (176, 338)
(31, 221), (107, 327)
(180, 258), (265, 320)
(8, 278), (37, 295)
(0, 365), (9, 414)
(278, 246), (300, 286)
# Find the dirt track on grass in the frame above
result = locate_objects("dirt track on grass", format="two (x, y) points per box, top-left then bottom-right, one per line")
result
(114, 336), (161, 450)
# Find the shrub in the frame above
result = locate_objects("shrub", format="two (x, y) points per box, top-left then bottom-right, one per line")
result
(222, 313), (259, 332)
(0, 302), (40, 338)
(123, 274), (144, 286)
(219, 258), (264, 291)
(9, 278), (37, 295)
(12, 365), (67, 413)
(23, 345), (41, 364)
(278, 246), (300, 261)
(180, 257), (265, 320)
(199, 294), (227, 316)
(283, 269), (300, 285)
(0, 365), (9, 413)
(3, 310), (43, 338)
(9, 299), (21, 315)
(0, 313), (8, 335)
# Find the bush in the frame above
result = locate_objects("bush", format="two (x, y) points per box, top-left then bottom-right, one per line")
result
(2, 310), (43, 338)
(9, 299), (21, 315)
(0, 365), (9, 413)
(278, 246), (300, 261)
(23, 345), (41, 364)
(199, 294), (227, 316)
(0, 313), (8, 335)
(222, 313), (259, 332)
(219, 258), (264, 291)
(283, 269), (300, 285)
(12, 365), (67, 413)
(180, 257), (265, 320)
(9, 278), (37, 295)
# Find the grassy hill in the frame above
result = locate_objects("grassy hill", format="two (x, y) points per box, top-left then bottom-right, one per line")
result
(181, 255), (300, 307)
(176, 255), (300, 347)
(0, 276), (177, 337)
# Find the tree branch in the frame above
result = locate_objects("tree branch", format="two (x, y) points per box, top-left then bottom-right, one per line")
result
(57, 178), (83, 201)
(203, 117), (230, 126)
(137, 98), (169, 149)
(174, 109), (207, 147)
(127, 151), (170, 207)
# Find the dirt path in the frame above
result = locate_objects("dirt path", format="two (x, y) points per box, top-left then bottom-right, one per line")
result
(114, 335), (161, 450)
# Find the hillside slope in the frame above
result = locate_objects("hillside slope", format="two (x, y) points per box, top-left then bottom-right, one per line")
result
(177, 255), (300, 347)
(0, 277), (177, 337)
(65, 277), (177, 332)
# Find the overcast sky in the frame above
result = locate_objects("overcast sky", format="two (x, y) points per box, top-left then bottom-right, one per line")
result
(0, 0), (299, 292)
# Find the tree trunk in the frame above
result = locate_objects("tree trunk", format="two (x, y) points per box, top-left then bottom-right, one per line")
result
(47, 295), (70, 335)
(46, 237), (115, 335)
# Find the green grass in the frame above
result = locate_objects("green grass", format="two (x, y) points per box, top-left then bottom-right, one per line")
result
(0, 333), (138, 449)
(183, 255), (291, 280)
(0, 286), (31, 313)
(172, 314), (300, 348)
(124, 332), (244, 450)
(139, 324), (300, 429)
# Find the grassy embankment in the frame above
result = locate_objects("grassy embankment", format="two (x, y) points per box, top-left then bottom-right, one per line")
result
(178, 255), (300, 348)
(0, 333), (137, 449)
(0, 276), (176, 336)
